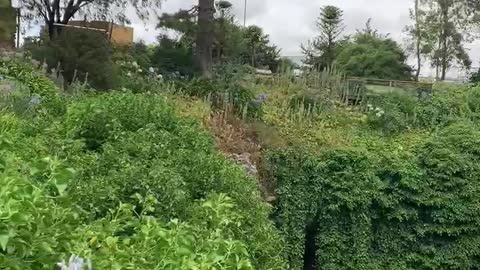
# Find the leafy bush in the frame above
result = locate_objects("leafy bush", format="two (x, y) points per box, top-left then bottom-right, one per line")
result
(64, 93), (177, 151)
(0, 150), (81, 269)
(469, 68), (480, 84)
(113, 51), (166, 93)
(267, 121), (480, 269)
(416, 86), (470, 128)
(151, 35), (196, 76)
(1, 60), (287, 269)
(69, 194), (256, 270)
(0, 150), (257, 269)
(179, 76), (261, 118)
(366, 92), (417, 135)
(336, 31), (412, 80)
(63, 92), (285, 269)
(0, 59), (65, 115)
(25, 29), (115, 91)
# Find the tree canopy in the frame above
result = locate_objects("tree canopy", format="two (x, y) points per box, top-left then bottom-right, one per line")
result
(336, 20), (413, 80)
(154, 2), (280, 74)
(421, 0), (480, 80)
(302, 5), (345, 70)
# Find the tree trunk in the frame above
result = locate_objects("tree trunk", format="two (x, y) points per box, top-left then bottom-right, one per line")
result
(196, 0), (215, 78)
(440, 2), (449, 81)
(252, 45), (256, 67)
(0, 2), (16, 51)
(47, 21), (56, 40)
(414, 0), (421, 81)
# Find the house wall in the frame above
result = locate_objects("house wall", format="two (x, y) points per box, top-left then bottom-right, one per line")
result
(111, 25), (134, 45)
(68, 21), (134, 46)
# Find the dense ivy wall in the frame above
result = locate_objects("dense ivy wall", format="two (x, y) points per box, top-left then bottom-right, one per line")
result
(268, 123), (480, 269)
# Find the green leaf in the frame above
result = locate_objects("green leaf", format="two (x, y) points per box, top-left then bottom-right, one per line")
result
(55, 168), (76, 184)
(55, 184), (68, 195)
(177, 247), (192, 256)
(0, 158), (5, 173)
(0, 234), (9, 251)
(105, 236), (118, 248)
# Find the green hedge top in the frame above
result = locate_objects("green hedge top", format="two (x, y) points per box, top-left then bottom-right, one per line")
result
(268, 122), (480, 269)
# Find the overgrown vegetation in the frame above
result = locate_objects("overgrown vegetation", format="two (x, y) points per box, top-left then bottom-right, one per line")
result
(4, 0), (480, 269)
(259, 69), (480, 269)
(0, 58), (285, 269)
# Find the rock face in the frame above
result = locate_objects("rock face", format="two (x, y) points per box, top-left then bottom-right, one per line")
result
(229, 153), (258, 177)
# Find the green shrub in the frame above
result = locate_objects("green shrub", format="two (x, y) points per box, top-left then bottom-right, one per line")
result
(26, 29), (115, 91)
(366, 92), (417, 135)
(0, 149), (257, 269)
(64, 93), (177, 151)
(267, 122), (480, 269)
(0, 60), (65, 115)
(61, 92), (285, 269)
(0, 149), (82, 269)
(415, 87), (467, 128)
(69, 194), (256, 270)
(180, 77), (261, 118)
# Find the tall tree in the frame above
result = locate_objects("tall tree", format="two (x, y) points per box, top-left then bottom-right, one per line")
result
(21, 0), (162, 39)
(302, 5), (345, 70)
(242, 25), (280, 70)
(0, 0), (16, 50)
(405, 0), (433, 81)
(157, 2), (279, 73)
(424, 0), (480, 80)
(196, 0), (215, 77)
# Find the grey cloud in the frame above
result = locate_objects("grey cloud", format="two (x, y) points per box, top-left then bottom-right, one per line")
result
(138, 0), (413, 55)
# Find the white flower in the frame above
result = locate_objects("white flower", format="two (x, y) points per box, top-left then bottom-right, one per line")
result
(138, 69), (143, 73)
(132, 61), (139, 68)
(57, 255), (92, 270)
(149, 67), (155, 73)
(127, 72), (132, 77)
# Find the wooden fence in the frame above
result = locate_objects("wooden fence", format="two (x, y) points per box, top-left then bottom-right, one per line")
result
(346, 77), (433, 90)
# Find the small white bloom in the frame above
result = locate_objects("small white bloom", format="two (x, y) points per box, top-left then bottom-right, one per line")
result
(57, 255), (92, 270)
(138, 69), (143, 73)
(132, 61), (139, 68)
(149, 67), (155, 73)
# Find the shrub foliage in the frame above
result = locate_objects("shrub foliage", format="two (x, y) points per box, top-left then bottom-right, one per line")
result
(0, 59), (286, 269)
(267, 121), (480, 269)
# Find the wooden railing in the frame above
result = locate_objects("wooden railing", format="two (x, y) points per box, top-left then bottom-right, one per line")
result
(346, 77), (433, 89)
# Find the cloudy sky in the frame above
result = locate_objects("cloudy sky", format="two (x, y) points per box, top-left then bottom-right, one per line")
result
(136, 0), (413, 56)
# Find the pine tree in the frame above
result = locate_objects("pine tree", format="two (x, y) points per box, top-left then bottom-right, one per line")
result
(302, 5), (345, 70)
